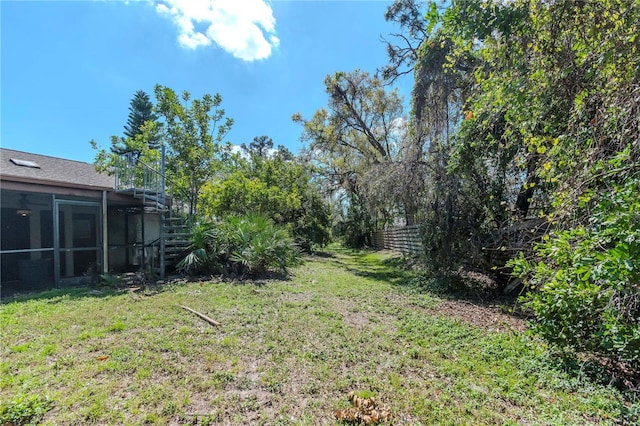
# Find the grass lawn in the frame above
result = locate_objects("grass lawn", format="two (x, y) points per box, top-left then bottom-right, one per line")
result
(1, 247), (635, 425)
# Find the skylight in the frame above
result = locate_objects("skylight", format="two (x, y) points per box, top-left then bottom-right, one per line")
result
(10, 158), (40, 168)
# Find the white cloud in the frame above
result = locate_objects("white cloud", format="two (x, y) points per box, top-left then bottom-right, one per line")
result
(155, 0), (279, 61)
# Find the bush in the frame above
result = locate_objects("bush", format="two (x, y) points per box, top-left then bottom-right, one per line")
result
(177, 214), (301, 278)
(511, 178), (640, 368)
(0, 394), (53, 425)
(198, 153), (332, 253)
(335, 196), (374, 249)
(289, 191), (332, 253)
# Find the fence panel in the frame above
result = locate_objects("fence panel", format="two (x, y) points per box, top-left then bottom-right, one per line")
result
(371, 225), (423, 255)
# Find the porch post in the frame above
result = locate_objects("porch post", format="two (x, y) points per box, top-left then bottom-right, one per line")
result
(102, 190), (108, 274)
(53, 195), (60, 287)
(160, 144), (166, 279)
(161, 145), (166, 199)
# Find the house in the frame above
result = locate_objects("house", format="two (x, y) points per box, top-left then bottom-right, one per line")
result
(0, 148), (189, 294)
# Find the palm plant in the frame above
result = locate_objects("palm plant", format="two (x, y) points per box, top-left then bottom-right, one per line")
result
(226, 215), (301, 277)
(176, 222), (219, 274)
(177, 214), (301, 278)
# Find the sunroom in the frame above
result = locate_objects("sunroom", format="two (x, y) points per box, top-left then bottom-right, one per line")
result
(0, 148), (171, 295)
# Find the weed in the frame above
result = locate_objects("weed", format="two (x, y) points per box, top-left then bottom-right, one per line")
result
(210, 371), (235, 388)
(99, 273), (122, 288)
(0, 393), (53, 425)
(9, 343), (30, 353)
(40, 344), (57, 356)
(107, 319), (126, 332)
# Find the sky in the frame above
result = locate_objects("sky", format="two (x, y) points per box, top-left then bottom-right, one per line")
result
(1, 0), (413, 164)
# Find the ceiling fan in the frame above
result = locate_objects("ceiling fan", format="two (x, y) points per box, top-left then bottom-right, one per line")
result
(16, 194), (48, 217)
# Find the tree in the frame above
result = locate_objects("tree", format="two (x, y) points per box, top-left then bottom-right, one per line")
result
(91, 120), (162, 175)
(200, 146), (331, 251)
(154, 85), (234, 217)
(405, 1), (527, 271)
(294, 70), (424, 232)
(500, 0), (640, 369)
(241, 135), (274, 158)
(125, 91), (158, 140)
(405, 0), (640, 367)
(380, 0), (430, 83)
(91, 85), (232, 220)
(111, 90), (160, 161)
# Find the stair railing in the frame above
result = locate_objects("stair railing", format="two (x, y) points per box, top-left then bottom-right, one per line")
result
(114, 153), (165, 210)
(114, 147), (194, 278)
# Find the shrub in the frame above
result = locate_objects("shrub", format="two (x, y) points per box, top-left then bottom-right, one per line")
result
(289, 191), (332, 253)
(0, 394), (53, 425)
(177, 214), (301, 278)
(335, 196), (374, 249)
(511, 178), (640, 368)
(176, 222), (219, 274)
(221, 215), (302, 277)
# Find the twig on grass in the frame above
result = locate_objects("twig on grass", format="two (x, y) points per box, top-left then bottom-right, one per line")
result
(178, 305), (221, 327)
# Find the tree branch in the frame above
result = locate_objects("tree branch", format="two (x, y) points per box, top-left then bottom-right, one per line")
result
(333, 82), (388, 159)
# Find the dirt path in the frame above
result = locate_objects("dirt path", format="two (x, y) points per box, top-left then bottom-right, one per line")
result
(426, 298), (526, 333)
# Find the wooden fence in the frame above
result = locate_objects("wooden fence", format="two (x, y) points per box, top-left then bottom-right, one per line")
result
(371, 224), (423, 255)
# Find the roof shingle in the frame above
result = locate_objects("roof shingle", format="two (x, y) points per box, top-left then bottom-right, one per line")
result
(0, 148), (114, 189)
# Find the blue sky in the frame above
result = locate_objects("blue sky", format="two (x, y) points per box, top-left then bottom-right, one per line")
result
(1, 0), (412, 163)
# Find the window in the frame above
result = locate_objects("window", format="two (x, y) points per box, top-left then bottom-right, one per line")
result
(10, 158), (40, 168)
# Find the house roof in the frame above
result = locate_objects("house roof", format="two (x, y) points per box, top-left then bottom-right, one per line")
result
(0, 148), (114, 190)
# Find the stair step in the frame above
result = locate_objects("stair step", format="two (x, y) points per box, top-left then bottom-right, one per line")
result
(145, 203), (167, 209)
(165, 254), (184, 261)
(165, 246), (190, 252)
(144, 200), (167, 206)
(165, 245), (189, 251)
(142, 193), (163, 199)
(157, 212), (192, 269)
(133, 188), (161, 195)
(164, 232), (192, 238)
(164, 241), (190, 246)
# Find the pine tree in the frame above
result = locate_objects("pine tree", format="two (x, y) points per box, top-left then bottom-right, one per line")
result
(124, 91), (157, 141)
(111, 90), (160, 159)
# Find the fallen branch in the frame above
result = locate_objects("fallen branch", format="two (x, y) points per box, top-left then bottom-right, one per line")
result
(178, 305), (221, 327)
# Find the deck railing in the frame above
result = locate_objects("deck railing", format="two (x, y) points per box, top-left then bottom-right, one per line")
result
(114, 152), (165, 210)
(113, 148), (189, 218)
